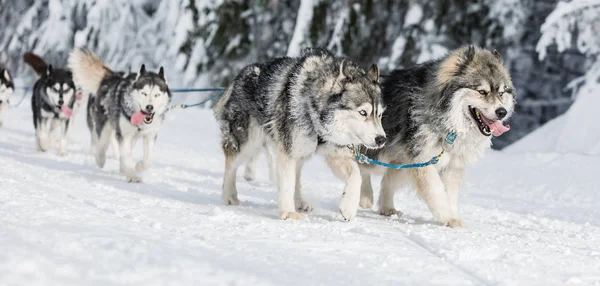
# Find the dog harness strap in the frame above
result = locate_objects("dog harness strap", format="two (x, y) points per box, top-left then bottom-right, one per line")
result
(353, 132), (456, 169)
(166, 88), (225, 112)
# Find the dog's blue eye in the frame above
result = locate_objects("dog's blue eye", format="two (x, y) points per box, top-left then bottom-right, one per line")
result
(478, 90), (488, 96)
(155, 94), (159, 98)
(359, 110), (367, 117)
(142, 92), (147, 97)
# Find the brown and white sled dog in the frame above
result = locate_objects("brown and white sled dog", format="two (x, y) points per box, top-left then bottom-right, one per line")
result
(359, 46), (515, 227)
(215, 48), (386, 221)
(0, 67), (14, 128)
(68, 49), (172, 182)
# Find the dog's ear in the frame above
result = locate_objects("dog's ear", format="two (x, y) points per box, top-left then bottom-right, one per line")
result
(461, 45), (476, 64)
(367, 64), (379, 83)
(136, 64), (146, 81)
(46, 65), (53, 76)
(158, 66), (165, 79)
(339, 59), (353, 80)
(492, 49), (502, 60)
(2, 69), (9, 82)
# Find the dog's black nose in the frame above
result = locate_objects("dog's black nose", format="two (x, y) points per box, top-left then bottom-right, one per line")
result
(495, 107), (507, 119)
(58, 100), (64, 105)
(0, 100), (3, 104)
(146, 105), (154, 112)
(375, 136), (387, 147)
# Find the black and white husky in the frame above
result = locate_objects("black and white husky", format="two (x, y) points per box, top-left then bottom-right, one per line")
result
(24, 52), (76, 156)
(359, 46), (515, 227)
(0, 66), (14, 128)
(68, 49), (172, 182)
(215, 48), (386, 221)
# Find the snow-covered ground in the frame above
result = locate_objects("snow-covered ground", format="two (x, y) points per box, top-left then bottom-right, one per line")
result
(1, 100), (599, 285)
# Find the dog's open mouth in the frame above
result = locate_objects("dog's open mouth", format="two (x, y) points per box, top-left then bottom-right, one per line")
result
(469, 106), (510, 137)
(142, 111), (155, 124)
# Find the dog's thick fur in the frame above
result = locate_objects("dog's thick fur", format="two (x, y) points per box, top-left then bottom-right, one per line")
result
(0, 66), (14, 128)
(215, 48), (385, 221)
(69, 49), (172, 182)
(359, 46), (515, 227)
(24, 52), (76, 156)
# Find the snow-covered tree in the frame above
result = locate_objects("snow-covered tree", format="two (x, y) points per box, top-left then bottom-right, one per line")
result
(536, 0), (600, 154)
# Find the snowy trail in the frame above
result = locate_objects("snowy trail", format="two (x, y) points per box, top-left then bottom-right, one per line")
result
(1, 103), (600, 285)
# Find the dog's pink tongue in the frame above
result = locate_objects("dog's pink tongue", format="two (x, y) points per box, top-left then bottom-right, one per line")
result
(130, 111), (144, 126)
(489, 120), (510, 137)
(61, 106), (72, 118)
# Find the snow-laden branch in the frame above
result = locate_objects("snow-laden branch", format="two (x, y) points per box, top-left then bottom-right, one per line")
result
(287, 0), (315, 57)
(536, 0), (600, 59)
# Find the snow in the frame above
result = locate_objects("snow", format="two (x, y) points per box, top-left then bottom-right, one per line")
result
(1, 100), (600, 285)
(286, 0), (315, 57)
(403, 4), (423, 27)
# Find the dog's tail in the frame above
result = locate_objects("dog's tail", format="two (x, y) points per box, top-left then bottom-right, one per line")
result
(213, 85), (233, 120)
(23, 52), (48, 77)
(68, 49), (111, 94)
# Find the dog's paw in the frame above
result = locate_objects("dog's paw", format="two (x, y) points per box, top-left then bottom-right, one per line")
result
(135, 161), (149, 172)
(243, 169), (255, 182)
(339, 202), (358, 222)
(126, 175), (142, 183)
(38, 139), (50, 152)
(95, 153), (106, 168)
(359, 196), (373, 209)
(445, 218), (465, 228)
(296, 200), (313, 213)
(223, 195), (241, 206)
(280, 211), (303, 220)
(379, 208), (402, 217)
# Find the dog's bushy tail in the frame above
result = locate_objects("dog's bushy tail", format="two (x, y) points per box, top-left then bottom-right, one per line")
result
(213, 85), (233, 120)
(68, 49), (111, 94)
(23, 52), (48, 77)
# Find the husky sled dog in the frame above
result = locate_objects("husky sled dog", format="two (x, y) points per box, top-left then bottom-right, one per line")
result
(215, 48), (386, 221)
(24, 52), (76, 156)
(85, 72), (137, 158)
(359, 46), (514, 227)
(0, 66), (14, 128)
(68, 49), (172, 182)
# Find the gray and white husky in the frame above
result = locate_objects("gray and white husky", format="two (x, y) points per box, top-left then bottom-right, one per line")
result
(24, 52), (76, 156)
(215, 48), (386, 221)
(0, 67), (14, 128)
(359, 46), (515, 227)
(68, 49), (172, 182)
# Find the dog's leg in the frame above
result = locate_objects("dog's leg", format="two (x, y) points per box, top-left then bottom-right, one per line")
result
(326, 157), (362, 221)
(440, 167), (465, 228)
(95, 124), (113, 168)
(378, 169), (405, 216)
(136, 134), (156, 172)
(222, 149), (242, 206)
(264, 144), (276, 183)
(0, 103), (6, 128)
(294, 159), (312, 213)
(48, 119), (60, 151)
(359, 172), (374, 209)
(109, 135), (120, 158)
(38, 118), (50, 152)
(410, 166), (453, 226)
(277, 151), (301, 220)
(243, 152), (259, 182)
(119, 134), (140, 183)
(58, 119), (70, 157)
(90, 128), (98, 155)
